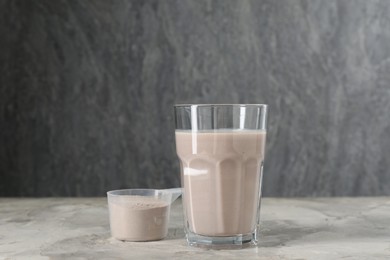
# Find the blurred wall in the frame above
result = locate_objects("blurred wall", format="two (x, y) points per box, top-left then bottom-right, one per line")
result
(1, 0), (390, 196)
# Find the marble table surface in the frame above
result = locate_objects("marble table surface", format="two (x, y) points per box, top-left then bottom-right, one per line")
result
(0, 197), (389, 260)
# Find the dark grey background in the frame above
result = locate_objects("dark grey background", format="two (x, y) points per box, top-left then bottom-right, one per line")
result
(1, 0), (389, 197)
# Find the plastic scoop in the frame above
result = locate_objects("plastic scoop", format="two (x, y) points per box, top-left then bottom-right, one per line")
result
(107, 188), (182, 241)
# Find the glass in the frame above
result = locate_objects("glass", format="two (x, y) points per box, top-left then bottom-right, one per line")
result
(174, 104), (268, 249)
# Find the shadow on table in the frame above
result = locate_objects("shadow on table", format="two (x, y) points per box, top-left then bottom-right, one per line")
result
(259, 220), (326, 247)
(165, 227), (186, 241)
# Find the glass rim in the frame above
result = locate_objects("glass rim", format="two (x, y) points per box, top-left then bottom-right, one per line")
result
(174, 104), (268, 108)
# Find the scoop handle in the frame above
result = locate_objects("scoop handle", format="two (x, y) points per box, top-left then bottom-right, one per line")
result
(164, 188), (182, 203)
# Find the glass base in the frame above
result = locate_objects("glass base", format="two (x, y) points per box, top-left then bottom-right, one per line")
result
(186, 229), (258, 249)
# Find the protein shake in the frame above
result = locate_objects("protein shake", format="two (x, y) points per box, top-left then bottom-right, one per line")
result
(175, 130), (266, 236)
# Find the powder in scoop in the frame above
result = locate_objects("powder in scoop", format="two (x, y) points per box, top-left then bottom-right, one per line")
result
(108, 195), (170, 241)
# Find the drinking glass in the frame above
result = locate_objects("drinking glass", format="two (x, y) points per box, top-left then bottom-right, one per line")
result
(174, 104), (268, 249)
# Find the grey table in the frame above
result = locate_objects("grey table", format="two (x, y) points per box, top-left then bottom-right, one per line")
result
(0, 197), (389, 259)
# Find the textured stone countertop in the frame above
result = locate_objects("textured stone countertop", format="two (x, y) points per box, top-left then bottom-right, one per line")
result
(0, 197), (389, 260)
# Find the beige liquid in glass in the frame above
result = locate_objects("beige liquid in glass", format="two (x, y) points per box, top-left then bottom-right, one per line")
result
(175, 130), (266, 236)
